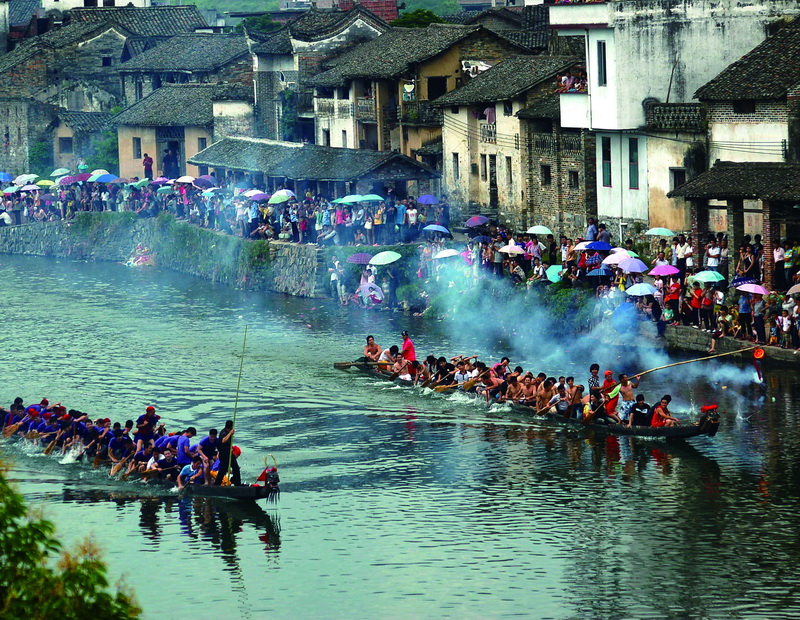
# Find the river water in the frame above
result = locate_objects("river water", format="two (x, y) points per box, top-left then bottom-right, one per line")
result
(2, 255), (800, 619)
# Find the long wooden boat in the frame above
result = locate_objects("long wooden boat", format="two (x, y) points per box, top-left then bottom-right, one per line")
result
(336, 362), (720, 440)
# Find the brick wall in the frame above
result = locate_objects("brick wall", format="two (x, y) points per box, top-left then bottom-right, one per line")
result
(457, 30), (524, 66)
(336, 0), (399, 22)
(707, 101), (788, 124)
(0, 99), (59, 175)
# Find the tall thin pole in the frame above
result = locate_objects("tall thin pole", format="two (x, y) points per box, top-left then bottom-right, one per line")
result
(225, 325), (248, 483)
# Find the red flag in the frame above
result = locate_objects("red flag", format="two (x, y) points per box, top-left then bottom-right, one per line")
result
(255, 468), (268, 482)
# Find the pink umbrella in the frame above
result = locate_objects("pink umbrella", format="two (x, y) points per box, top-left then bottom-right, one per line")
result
(602, 251), (629, 265)
(499, 244), (525, 254)
(736, 283), (769, 295)
(649, 264), (679, 276)
(75, 173), (92, 182)
(57, 176), (79, 185)
(465, 215), (489, 227)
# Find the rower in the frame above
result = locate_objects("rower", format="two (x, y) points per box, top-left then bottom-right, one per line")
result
(378, 345), (398, 366)
(177, 456), (205, 489)
(198, 429), (219, 484)
(628, 394), (651, 428)
(134, 406), (161, 452)
(392, 354), (412, 381)
(400, 330), (416, 362)
(547, 385), (571, 417)
(151, 448), (179, 482)
(364, 335), (381, 362)
(616, 374), (640, 423)
(651, 395), (679, 427)
(176, 427), (198, 467)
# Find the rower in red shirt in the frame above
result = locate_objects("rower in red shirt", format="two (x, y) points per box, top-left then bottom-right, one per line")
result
(401, 330), (416, 362)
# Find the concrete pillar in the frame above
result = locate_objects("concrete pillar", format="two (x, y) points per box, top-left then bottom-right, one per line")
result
(762, 200), (774, 289)
(727, 199), (744, 267)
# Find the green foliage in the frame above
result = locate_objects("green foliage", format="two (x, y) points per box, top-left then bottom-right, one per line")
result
(0, 461), (141, 619)
(391, 8), (446, 28)
(278, 89), (299, 142)
(84, 130), (119, 176)
(67, 211), (138, 245)
(27, 142), (52, 177)
(186, 0), (278, 13)
(235, 14), (281, 33)
(403, 0), (458, 14)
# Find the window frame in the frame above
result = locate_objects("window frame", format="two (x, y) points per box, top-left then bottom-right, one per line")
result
(628, 137), (639, 190)
(601, 136), (612, 187)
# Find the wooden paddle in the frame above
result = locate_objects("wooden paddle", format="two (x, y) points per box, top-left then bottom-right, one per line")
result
(43, 431), (62, 456)
(463, 369), (490, 392)
(3, 422), (22, 438)
(93, 451), (103, 468)
(110, 453), (133, 477)
(334, 360), (382, 369)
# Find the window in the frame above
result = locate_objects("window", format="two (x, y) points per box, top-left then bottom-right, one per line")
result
(506, 156), (512, 185)
(102, 0), (115, 5)
(58, 137), (73, 154)
(569, 170), (579, 189)
(732, 100), (756, 114)
(322, 129), (330, 147)
(197, 137), (207, 152)
(597, 41), (607, 87)
(341, 130), (347, 146)
(503, 101), (513, 116)
(101, 56), (112, 67)
(132, 137), (142, 159)
(480, 154), (487, 181)
(427, 76), (448, 101)
(541, 164), (552, 186)
(336, 86), (349, 100)
(670, 168), (687, 190)
(628, 137), (639, 189)
(452, 153), (460, 180)
(601, 136), (612, 187)
(135, 81), (143, 101)
(451, 106), (459, 115)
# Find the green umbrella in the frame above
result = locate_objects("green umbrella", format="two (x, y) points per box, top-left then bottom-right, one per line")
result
(134, 178), (150, 189)
(340, 194), (363, 204)
(526, 225), (553, 236)
(331, 198), (344, 204)
(87, 174), (102, 182)
(369, 251), (402, 266)
(645, 227), (675, 236)
(50, 167), (70, 177)
(693, 270), (726, 283)
(157, 186), (173, 194)
(361, 194), (384, 202)
(268, 194), (291, 204)
(3, 186), (19, 194)
(546, 264), (563, 283)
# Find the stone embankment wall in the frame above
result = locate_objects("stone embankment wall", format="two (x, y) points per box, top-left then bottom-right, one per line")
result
(665, 324), (799, 366)
(0, 213), (329, 298)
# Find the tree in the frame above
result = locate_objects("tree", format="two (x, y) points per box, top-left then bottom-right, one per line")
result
(235, 14), (281, 34)
(27, 142), (52, 177)
(391, 8), (447, 28)
(278, 89), (299, 142)
(84, 130), (120, 176)
(0, 461), (141, 619)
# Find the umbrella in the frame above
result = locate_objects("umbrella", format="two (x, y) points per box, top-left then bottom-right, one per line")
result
(693, 270), (726, 283)
(87, 174), (103, 182)
(14, 174), (37, 185)
(268, 194), (290, 204)
(787, 283), (800, 295)
(201, 189), (222, 197)
(417, 194), (439, 205)
(649, 264), (680, 277)
(526, 225), (553, 236)
(434, 248), (459, 259)
(157, 186), (174, 194)
(359, 282), (384, 302)
(39, 193), (56, 201)
(619, 257), (648, 273)
(36, 179), (55, 186)
(133, 178), (150, 189)
(176, 175), (195, 183)
(729, 277), (755, 289)
(340, 194), (363, 204)
(347, 252), (374, 265)
(274, 189), (296, 198)
(153, 176), (169, 183)
(369, 251), (402, 266)
(50, 168), (70, 177)
(110, 178), (128, 184)
(19, 184), (39, 191)
(587, 266), (612, 277)
(90, 169), (109, 176)
(96, 174), (117, 183)
(249, 192), (270, 202)
(645, 227), (675, 236)
(545, 264), (563, 283)
(465, 215), (489, 227)
(573, 241), (590, 251)
(361, 194), (384, 202)
(77, 163), (88, 170)
(626, 283), (658, 296)
(3, 186), (19, 194)
(423, 224), (450, 235)
(737, 283), (769, 295)
(499, 244), (524, 254)
(471, 235), (492, 244)
(587, 241), (612, 251)
(602, 251), (630, 265)
(57, 176), (78, 186)
(75, 173), (92, 182)
(193, 178), (214, 189)
(611, 247), (638, 257)
(0, 172), (12, 182)
(244, 189), (262, 197)
(150, 178), (168, 186)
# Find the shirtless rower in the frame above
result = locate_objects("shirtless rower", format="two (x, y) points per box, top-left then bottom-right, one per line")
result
(536, 378), (557, 411)
(392, 354), (412, 381)
(503, 375), (524, 402)
(519, 374), (537, 404)
(616, 374), (640, 423)
(364, 335), (381, 362)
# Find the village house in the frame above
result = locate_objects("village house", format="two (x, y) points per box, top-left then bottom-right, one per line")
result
(548, 0), (800, 239)
(118, 33), (253, 107)
(309, 23), (527, 162)
(432, 54), (595, 233)
(111, 83), (254, 179)
(250, 5), (390, 142)
(50, 110), (111, 170)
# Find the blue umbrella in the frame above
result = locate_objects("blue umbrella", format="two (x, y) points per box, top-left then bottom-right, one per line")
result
(417, 194), (439, 205)
(0, 172), (12, 182)
(586, 266), (611, 277)
(626, 282), (657, 296)
(95, 173), (117, 183)
(471, 235), (492, 244)
(587, 241), (612, 251)
(423, 224), (450, 235)
(729, 277), (755, 289)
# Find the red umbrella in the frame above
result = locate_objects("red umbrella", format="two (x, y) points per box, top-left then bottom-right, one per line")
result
(347, 252), (374, 265)
(75, 173), (92, 182)
(465, 215), (489, 227)
(57, 176), (79, 185)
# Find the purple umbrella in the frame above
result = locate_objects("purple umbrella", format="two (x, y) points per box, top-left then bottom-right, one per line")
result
(57, 176), (78, 185)
(150, 178), (168, 186)
(347, 252), (374, 265)
(248, 192), (270, 202)
(619, 257), (648, 273)
(465, 215), (489, 227)
(193, 178), (214, 189)
(417, 194), (439, 205)
(75, 173), (92, 182)
(110, 177), (128, 184)
(648, 264), (679, 277)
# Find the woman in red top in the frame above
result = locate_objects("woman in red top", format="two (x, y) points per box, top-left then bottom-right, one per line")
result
(651, 395), (680, 427)
(664, 277), (681, 326)
(689, 282), (703, 327)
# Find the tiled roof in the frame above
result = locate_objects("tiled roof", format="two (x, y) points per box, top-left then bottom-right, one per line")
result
(413, 138), (443, 156)
(442, 12), (475, 24)
(18, 21), (110, 50)
(188, 137), (440, 182)
(58, 111), (112, 133)
(211, 84), (254, 102)
(69, 6), (208, 38)
(432, 55), (576, 106)
(668, 161), (800, 200)
(517, 94), (561, 120)
(311, 24), (519, 87)
(695, 19), (800, 101)
(9, 0), (39, 27)
(251, 28), (293, 55)
(289, 5), (388, 41)
(0, 42), (45, 73)
(110, 84), (218, 127)
(493, 29), (548, 52)
(645, 102), (705, 132)
(119, 33), (249, 72)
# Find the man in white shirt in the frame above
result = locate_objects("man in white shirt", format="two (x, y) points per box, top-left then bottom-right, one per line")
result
(706, 239), (721, 271)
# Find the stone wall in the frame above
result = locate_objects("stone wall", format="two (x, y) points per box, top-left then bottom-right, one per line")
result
(665, 324), (799, 366)
(0, 213), (330, 298)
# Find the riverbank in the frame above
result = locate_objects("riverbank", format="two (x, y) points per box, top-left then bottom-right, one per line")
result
(665, 324), (798, 365)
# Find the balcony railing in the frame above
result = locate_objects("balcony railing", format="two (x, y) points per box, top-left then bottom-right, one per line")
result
(356, 97), (377, 122)
(480, 122), (497, 144)
(315, 98), (354, 119)
(400, 100), (443, 125)
(337, 100), (353, 118)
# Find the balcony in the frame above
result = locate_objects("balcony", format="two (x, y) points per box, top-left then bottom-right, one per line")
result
(479, 122), (497, 144)
(356, 97), (377, 122)
(316, 97), (335, 118)
(559, 92), (591, 129)
(295, 91), (315, 114)
(337, 100), (353, 119)
(400, 100), (443, 126)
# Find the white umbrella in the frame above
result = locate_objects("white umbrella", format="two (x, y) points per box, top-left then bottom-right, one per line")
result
(244, 189), (262, 197)
(602, 251), (630, 265)
(573, 241), (590, 251)
(434, 248), (459, 259)
(274, 189), (296, 197)
(526, 225), (553, 236)
(176, 175), (195, 183)
(499, 244), (525, 254)
(90, 169), (109, 176)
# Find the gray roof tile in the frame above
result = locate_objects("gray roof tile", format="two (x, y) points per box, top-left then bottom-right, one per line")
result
(668, 160), (800, 200)
(111, 84), (218, 127)
(69, 6), (208, 38)
(58, 111), (112, 132)
(119, 33), (249, 72)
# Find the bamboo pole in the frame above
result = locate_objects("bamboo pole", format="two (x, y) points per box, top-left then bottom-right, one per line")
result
(225, 325), (248, 485)
(632, 346), (758, 379)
